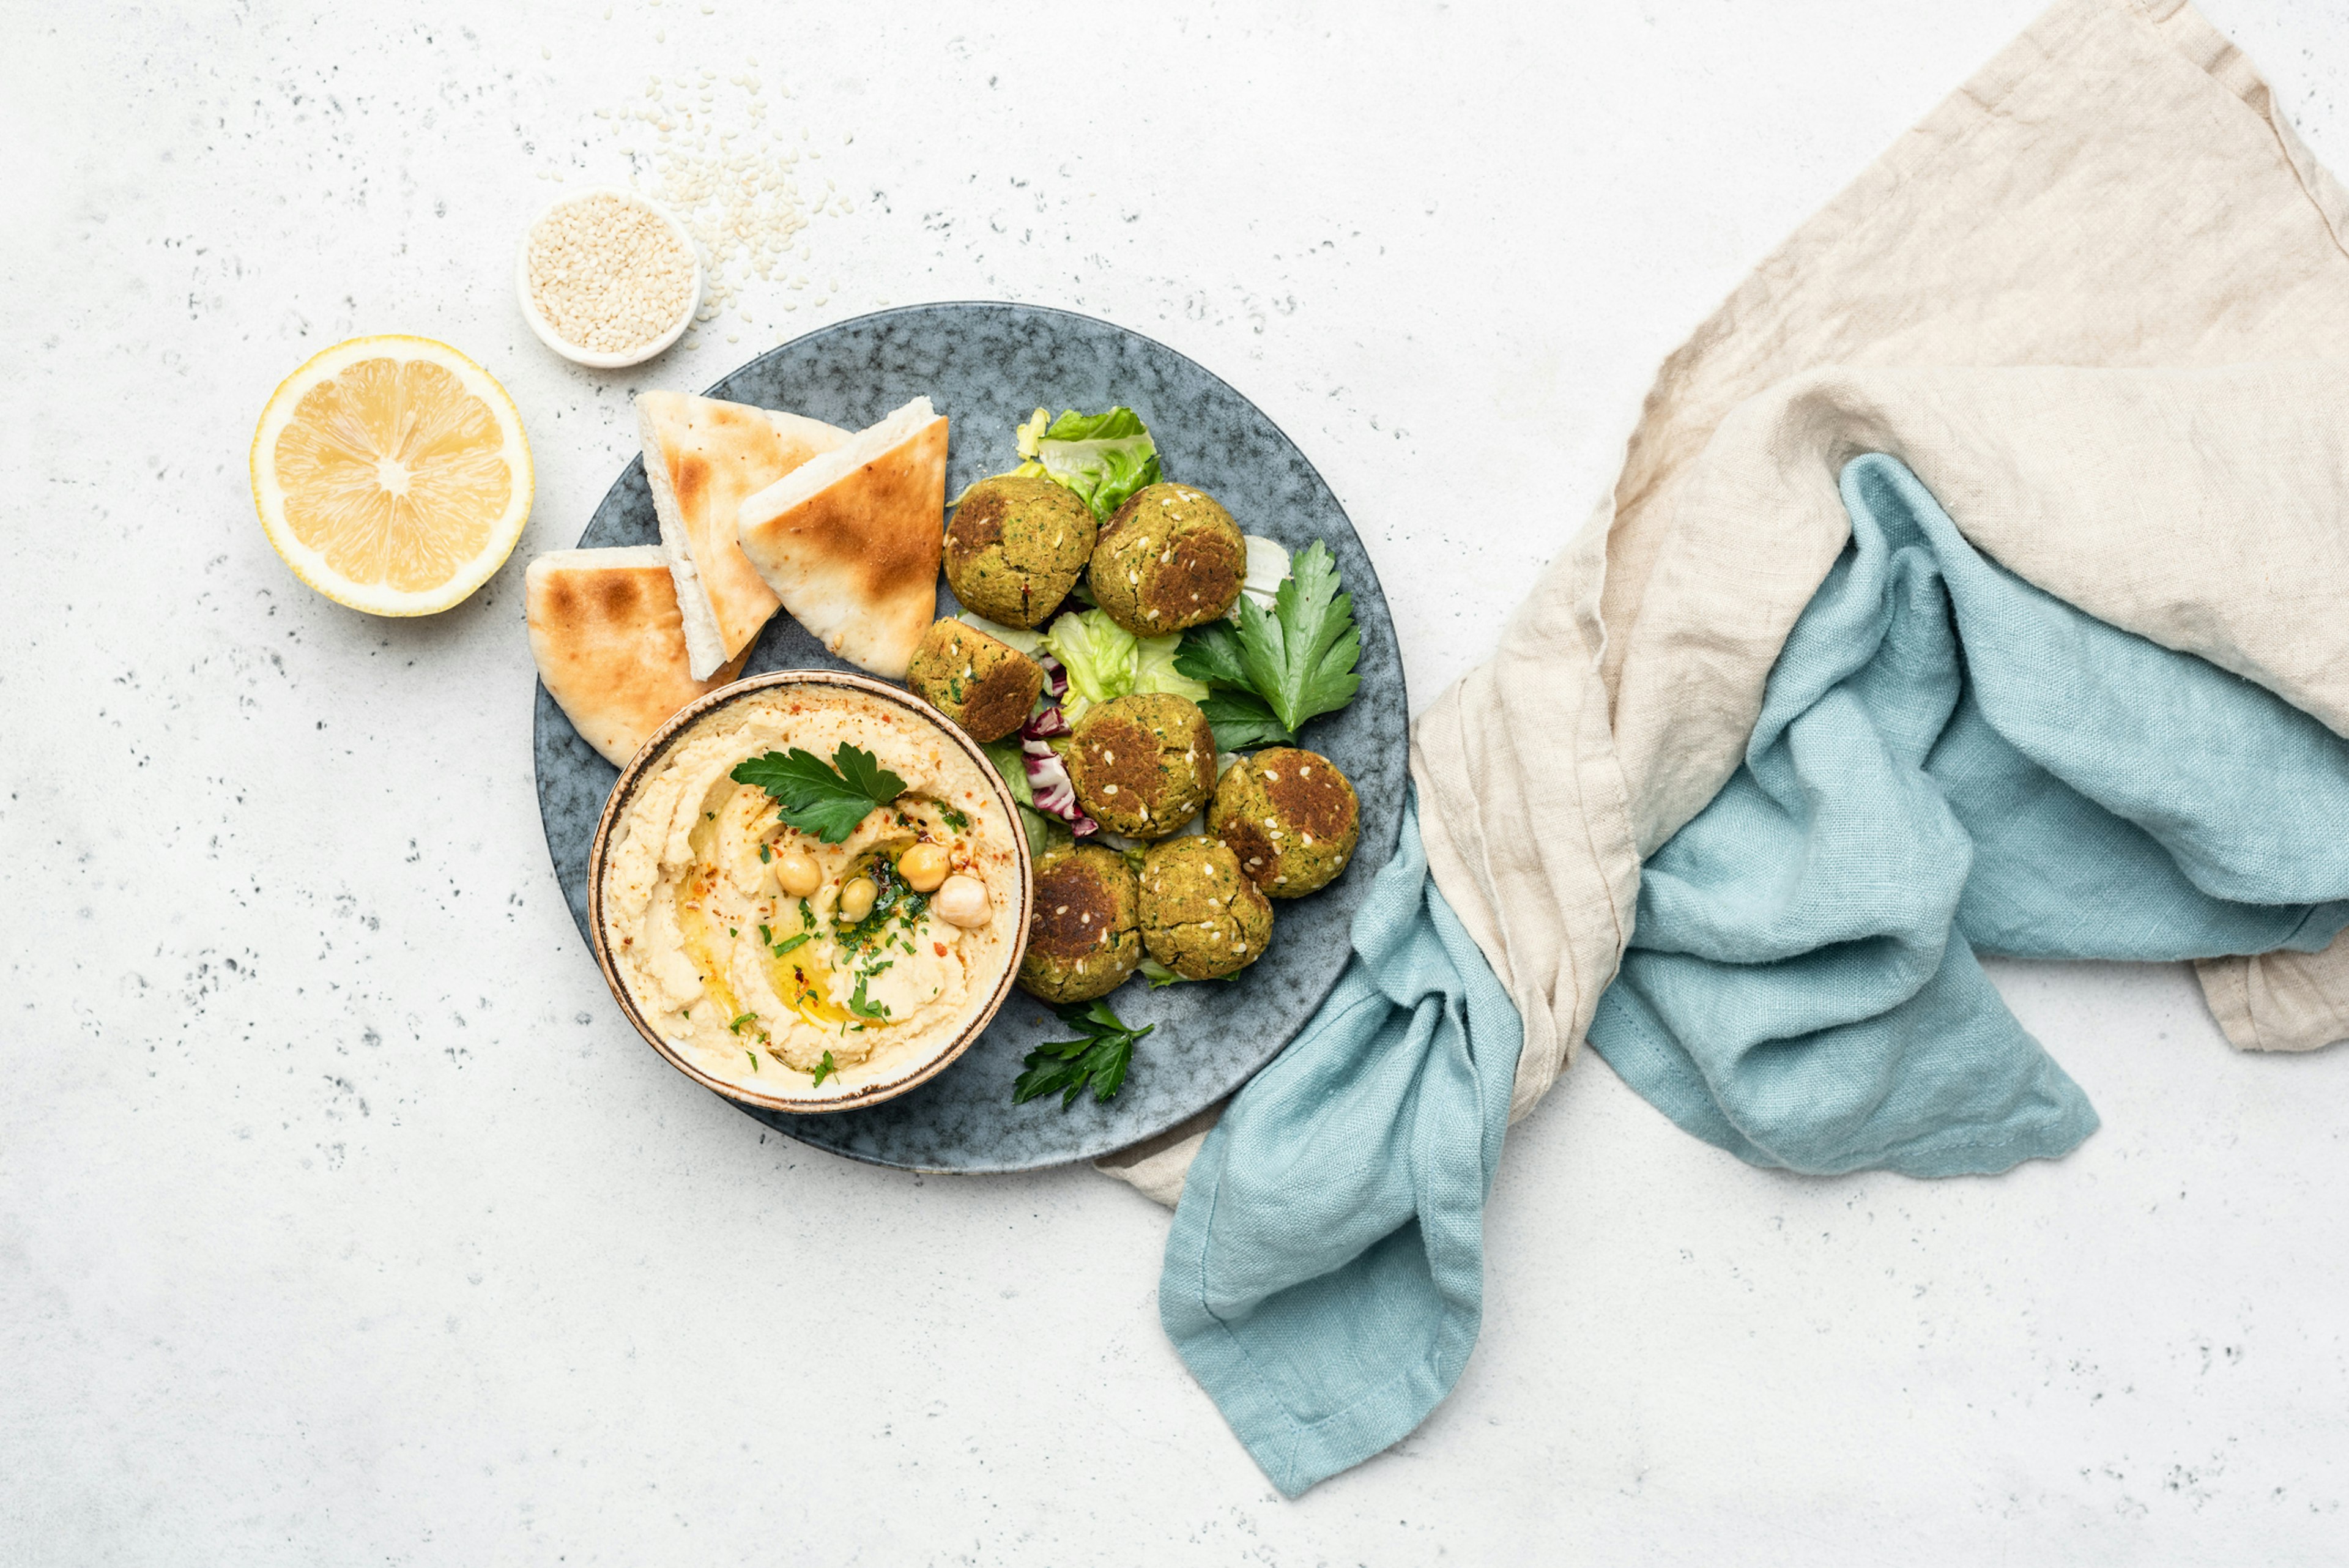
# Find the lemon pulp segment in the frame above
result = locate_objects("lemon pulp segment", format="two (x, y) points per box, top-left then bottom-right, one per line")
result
(273, 358), (513, 594)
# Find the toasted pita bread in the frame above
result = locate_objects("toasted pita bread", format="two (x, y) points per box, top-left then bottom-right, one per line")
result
(735, 396), (948, 679)
(637, 392), (849, 679)
(526, 547), (752, 767)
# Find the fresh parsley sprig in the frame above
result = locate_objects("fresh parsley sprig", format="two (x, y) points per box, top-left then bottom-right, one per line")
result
(1013, 1000), (1154, 1109)
(730, 742), (908, 844)
(1175, 540), (1360, 747)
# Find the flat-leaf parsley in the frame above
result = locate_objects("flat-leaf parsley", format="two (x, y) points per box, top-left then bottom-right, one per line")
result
(730, 743), (909, 844)
(1013, 999), (1153, 1109)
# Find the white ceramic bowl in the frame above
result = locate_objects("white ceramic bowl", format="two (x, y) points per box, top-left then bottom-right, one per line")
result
(514, 185), (702, 370)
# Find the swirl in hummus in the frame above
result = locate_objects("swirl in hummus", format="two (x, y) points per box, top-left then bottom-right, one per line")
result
(599, 688), (1020, 1097)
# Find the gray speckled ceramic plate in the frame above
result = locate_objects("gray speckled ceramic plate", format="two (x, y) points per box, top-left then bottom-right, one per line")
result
(534, 303), (1406, 1172)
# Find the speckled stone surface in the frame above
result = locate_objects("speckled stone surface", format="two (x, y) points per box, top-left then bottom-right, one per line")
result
(20, 3), (2349, 1561)
(535, 304), (1408, 1170)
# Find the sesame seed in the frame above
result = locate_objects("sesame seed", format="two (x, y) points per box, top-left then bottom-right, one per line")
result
(525, 192), (696, 354)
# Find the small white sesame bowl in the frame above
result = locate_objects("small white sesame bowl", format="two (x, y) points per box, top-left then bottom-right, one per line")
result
(515, 185), (703, 370)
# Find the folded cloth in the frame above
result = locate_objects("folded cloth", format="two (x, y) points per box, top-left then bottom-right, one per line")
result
(1589, 454), (2349, 1176)
(1119, 0), (2349, 1496)
(1160, 795), (1523, 1498)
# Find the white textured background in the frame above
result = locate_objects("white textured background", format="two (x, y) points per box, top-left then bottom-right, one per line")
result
(7, 1), (2349, 1561)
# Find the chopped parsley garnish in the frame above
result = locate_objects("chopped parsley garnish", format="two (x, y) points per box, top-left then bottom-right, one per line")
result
(938, 803), (971, 832)
(727, 1011), (760, 1035)
(810, 1050), (836, 1087)
(730, 742), (910, 844)
(746, 1050), (759, 1072)
(758, 923), (811, 959)
(800, 899), (815, 931)
(846, 973), (889, 1020)
(832, 855), (927, 955)
(1014, 999), (1152, 1109)
(759, 843), (772, 863)
(1176, 539), (1360, 743)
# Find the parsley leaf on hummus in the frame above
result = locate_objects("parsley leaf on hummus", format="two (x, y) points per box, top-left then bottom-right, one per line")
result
(730, 743), (909, 844)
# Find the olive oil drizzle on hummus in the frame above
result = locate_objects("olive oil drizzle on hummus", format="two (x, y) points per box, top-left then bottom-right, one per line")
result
(670, 782), (964, 1074)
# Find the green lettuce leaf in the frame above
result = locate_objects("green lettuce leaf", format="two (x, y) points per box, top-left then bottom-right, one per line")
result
(1030, 406), (1162, 521)
(1042, 608), (1139, 719)
(1134, 633), (1210, 703)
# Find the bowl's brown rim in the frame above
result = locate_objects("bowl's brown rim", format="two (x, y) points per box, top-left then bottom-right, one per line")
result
(585, 669), (1036, 1115)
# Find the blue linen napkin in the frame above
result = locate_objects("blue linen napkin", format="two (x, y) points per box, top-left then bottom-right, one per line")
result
(1589, 454), (2349, 1175)
(1162, 453), (2349, 1495)
(1159, 795), (1523, 1497)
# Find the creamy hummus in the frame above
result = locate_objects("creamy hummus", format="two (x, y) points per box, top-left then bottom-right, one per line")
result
(600, 687), (1021, 1097)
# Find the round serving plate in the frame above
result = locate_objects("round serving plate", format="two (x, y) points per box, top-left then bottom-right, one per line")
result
(533, 302), (1407, 1171)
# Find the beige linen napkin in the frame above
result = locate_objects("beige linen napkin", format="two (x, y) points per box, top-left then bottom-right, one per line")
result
(1105, 0), (2349, 1205)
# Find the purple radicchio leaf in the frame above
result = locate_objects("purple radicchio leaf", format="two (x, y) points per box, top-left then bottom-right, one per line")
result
(1036, 651), (1069, 702)
(1022, 736), (1096, 836)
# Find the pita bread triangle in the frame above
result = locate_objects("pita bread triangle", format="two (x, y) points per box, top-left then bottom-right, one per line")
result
(526, 547), (752, 768)
(637, 392), (848, 679)
(735, 396), (948, 680)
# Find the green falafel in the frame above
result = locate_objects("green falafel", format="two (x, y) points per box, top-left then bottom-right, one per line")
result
(1208, 748), (1360, 897)
(1018, 844), (1142, 1003)
(1140, 837), (1274, 980)
(1066, 692), (1217, 839)
(1089, 482), (1246, 636)
(944, 475), (1097, 628)
(907, 618), (1045, 743)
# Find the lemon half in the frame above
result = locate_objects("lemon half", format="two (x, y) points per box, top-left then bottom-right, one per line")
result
(251, 335), (533, 616)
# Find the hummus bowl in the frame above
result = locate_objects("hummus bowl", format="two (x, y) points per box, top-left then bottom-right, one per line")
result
(587, 670), (1033, 1113)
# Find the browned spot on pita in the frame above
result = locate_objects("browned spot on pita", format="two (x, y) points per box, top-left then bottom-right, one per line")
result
(592, 571), (647, 622)
(672, 451), (710, 516)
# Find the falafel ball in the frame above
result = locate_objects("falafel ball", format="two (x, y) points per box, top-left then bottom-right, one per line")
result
(1140, 837), (1274, 980)
(943, 475), (1097, 629)
(1208, 748), (1360, 897)
(1066, 692), (1217, 839)
(1017, 844), (1142, 1003)
(906, 618), (1045, 743)
(1089, 482), (1246, 636)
